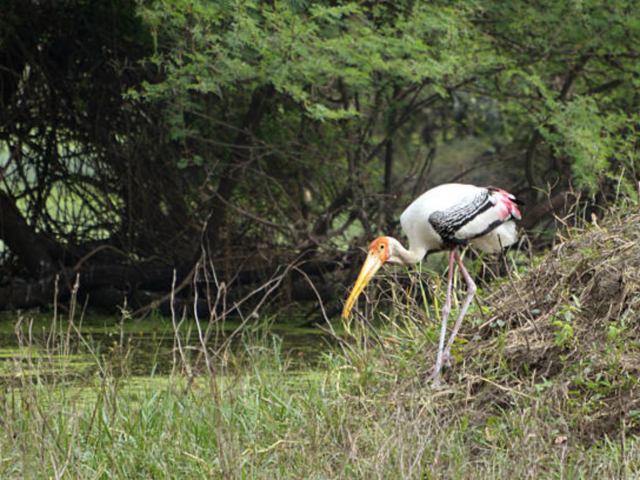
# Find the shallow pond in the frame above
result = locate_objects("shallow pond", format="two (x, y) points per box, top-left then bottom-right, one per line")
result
(0, 312), (333, 382)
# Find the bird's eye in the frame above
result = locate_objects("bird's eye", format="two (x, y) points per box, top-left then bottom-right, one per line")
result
(379, 244), (385, 250)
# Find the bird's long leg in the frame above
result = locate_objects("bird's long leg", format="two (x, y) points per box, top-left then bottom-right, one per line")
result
(429, 250), (456, 387)
(442, 251), (477, 364)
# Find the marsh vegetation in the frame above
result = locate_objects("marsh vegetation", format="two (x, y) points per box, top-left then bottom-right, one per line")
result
(2, 204), (640, 478)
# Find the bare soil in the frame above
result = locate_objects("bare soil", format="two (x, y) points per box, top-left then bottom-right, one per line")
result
(433, 211), (640, 444)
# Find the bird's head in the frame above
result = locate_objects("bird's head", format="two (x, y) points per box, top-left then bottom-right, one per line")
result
(342, 236), (391, 319)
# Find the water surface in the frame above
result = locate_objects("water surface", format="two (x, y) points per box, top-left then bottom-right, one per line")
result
(0, 313), (332, 382)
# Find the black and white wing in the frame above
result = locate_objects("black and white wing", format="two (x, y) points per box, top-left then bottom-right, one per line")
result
(428, 186), (522, 247)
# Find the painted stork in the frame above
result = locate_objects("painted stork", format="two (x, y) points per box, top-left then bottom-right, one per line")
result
(342, 183), (522, 386)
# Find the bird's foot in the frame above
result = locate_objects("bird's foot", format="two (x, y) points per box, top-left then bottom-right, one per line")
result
(425, 350), (454, 388)
(425, 363), (443, 389)
(442, 349), (452, 367)
(425, 371), (441, 388)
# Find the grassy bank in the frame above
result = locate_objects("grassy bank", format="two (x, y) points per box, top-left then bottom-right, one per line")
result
(2, 208), (640, 478)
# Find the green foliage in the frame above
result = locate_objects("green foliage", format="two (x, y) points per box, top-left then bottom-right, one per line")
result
(552, 295), (581, 348)
(132, 0), (640, 240)
(137, 1), (490, 117)
(481, 1), (640, 182)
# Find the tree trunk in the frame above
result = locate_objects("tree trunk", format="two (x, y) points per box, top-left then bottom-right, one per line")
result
(204, 85), (275, 254)
(0, 190), (54, 277)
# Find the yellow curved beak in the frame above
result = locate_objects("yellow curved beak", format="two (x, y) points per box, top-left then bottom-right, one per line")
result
(342, 253), (384, 319)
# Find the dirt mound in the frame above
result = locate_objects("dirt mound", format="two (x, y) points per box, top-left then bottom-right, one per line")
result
(455, 210), (640, 443)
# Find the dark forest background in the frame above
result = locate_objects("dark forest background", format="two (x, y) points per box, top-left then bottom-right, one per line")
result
(1, 0), (639, 319)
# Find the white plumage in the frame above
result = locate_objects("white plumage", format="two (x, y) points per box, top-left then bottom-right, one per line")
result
(400, 183), (520, 254)
(471, 221), (518, 253)
(343, 183), (522, 387)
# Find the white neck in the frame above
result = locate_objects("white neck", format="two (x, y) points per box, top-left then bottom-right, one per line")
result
(386, 237), (427, 266)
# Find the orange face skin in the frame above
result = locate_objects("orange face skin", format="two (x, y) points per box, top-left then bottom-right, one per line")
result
(342, 237), (389, 319)
(367, 237), (390, 263)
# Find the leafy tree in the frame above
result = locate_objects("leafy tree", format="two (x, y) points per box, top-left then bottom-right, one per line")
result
(0, 0), (638, 314)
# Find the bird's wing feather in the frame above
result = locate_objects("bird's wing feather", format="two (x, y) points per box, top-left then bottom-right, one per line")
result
(428, 187), (521, 244)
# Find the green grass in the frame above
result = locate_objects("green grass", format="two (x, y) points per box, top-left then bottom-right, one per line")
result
(1, 313), (639, 479)
(2, 207), (640, 478)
